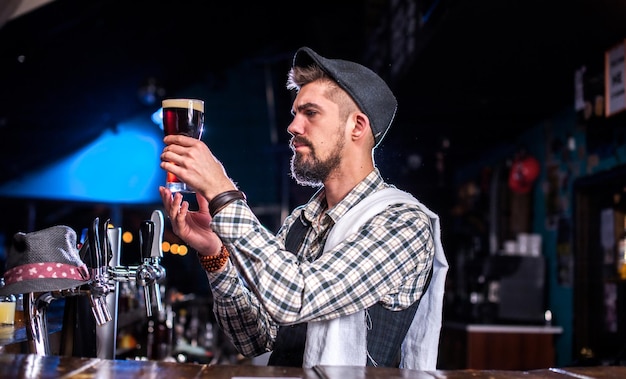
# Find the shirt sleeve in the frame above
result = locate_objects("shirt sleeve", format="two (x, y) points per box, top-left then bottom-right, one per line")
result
(211, 199), (434, 325)
(205, 259), (279, 357)
(203, 202), (298, 357)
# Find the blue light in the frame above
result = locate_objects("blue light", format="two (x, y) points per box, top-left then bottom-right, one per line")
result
(0, 117), (165, 203)
(152, 107), (163, 131)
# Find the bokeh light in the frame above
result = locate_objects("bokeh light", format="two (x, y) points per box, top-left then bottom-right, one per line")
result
(122, 231), (133, 244)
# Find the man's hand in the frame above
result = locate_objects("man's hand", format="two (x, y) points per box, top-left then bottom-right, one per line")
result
(159, 187), (222, 256)
(160, 135), (237, 201)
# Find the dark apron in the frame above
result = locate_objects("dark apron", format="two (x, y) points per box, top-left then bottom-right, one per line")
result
(268, 212), (429, 367)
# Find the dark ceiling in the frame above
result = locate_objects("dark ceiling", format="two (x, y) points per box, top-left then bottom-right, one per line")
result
(0, 0), (625, 197)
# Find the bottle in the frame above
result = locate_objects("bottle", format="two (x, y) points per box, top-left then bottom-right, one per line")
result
(617, 215), (626, 279)
(14, 293), (24, 327)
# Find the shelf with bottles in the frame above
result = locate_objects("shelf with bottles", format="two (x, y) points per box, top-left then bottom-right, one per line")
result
(167, 292), (216, 363)
(113, 283), (246, 363)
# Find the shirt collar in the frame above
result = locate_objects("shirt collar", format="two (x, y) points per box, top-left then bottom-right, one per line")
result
(301, 169), (388, 225)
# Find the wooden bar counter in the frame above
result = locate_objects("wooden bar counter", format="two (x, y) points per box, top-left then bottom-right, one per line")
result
(0, 353), (624, 379)
(440, 322), (564, 370)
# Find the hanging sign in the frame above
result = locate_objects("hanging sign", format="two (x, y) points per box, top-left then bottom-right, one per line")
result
(605, 40), (626, 117)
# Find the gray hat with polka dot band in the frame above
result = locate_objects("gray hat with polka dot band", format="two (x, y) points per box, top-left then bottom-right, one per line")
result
(0, 225), (90, 295)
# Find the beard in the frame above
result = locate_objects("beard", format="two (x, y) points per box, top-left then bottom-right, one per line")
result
(290, 135), (344, 187)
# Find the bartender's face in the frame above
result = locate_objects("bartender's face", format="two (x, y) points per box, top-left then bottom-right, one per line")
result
(288, 81), (346, 187)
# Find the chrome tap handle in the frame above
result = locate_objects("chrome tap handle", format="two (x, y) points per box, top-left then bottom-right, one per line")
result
(150, 210), (165, 313)
(89, 296), (111, 326)
(150, 210), (165, 259)
(152, 277), (164, 314)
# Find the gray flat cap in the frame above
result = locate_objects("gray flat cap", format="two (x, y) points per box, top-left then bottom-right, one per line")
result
(293, 47), (397, 147)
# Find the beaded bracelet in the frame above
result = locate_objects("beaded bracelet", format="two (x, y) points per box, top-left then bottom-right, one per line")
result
(197, 245), (230, 272)
(209, 190), (247, 217)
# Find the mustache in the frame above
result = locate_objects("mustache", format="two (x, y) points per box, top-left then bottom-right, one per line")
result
(290, 136), (312, 149)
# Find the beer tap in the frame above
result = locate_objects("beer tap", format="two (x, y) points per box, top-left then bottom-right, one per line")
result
(27, 288), (89, 355)
(22, 210), (167, 357)
(136, 210), (166, 317)
(24, 292), (51, 355)
(87, 217), (112, 326)
(150, 209), (166, 311)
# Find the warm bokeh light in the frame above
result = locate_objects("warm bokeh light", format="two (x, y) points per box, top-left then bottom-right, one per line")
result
(170, 243), (179, 255)
(161, 241), (188, 255)
(122, 231), (133, 244)
(162, 241), (171, 253)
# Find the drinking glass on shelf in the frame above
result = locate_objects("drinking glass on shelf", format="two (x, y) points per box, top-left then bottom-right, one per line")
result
(161, 98), (204, 193)
(0, 279), (15, 326)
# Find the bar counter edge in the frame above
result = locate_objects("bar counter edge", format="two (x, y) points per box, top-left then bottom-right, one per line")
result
(0, 353), (624, 379)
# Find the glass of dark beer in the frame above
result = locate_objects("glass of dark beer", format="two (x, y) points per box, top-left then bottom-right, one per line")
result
(162, 98), (205, 193)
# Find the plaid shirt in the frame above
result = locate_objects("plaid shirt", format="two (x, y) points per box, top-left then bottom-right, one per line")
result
(207, 169), (435, 357)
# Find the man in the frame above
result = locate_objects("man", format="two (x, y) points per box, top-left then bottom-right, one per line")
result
(159, 47), (448, 369)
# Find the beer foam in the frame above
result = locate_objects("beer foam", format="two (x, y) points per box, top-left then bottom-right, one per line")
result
(162, 98), (204, 112)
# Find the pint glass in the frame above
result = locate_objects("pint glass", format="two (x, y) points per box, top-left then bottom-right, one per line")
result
(162, 98), (204, 193)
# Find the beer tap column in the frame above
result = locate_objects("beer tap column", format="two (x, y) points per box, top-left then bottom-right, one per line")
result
(96, 225), (122, 359)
